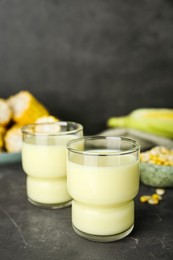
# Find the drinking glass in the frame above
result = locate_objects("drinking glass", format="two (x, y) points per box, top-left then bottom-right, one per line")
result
(22, 121), (83, 209)
(67, 136), (140, 241)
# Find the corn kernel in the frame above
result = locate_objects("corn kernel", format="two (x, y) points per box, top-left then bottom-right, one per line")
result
(152, 193), (162, 200)
(148, 198), (159, 205)
(156, 188), (165, 196)
(140, 146), (173, 166)
(140, 195), (151, 203)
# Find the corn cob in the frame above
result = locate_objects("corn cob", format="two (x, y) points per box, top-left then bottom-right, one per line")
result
(4, 124), (23, 153)
(34, 115), (60, 133)
(4, 115), (60, 152)
(107, 108), (173, 138)
(35, 115), (59, 123)
(7, 91), (49, 124)
(0, 98), (12, 126)
(0, 126), (6, 150)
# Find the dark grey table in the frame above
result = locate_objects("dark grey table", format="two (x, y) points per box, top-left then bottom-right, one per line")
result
(0, 162), (173, 260)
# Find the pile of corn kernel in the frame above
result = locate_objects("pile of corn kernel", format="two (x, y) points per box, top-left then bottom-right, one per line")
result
(140, 146), (173, 166)
(140, 188), (165, 205)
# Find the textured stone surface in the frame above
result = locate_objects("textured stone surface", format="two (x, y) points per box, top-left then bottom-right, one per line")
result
(0, 162), (173, 259)
(0, 0), (173, 134)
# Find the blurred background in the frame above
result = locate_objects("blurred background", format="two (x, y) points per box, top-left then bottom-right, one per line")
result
(0, 0), (173, 134)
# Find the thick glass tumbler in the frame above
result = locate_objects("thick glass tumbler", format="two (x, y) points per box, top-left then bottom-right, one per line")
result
(67, 136), (140, 242)
(22, 121), (83, 209)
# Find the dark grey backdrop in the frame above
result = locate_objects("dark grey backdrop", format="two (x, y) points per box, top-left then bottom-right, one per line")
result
(0, 0), (173, 134)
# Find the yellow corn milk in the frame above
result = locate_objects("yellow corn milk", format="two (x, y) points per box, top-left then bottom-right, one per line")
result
(22, 135), (78, 205)
(67, 151), (140, 235)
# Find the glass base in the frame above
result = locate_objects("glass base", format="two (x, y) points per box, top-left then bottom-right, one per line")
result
(72, 224), (134, 242)
(28, 197), (72, 209)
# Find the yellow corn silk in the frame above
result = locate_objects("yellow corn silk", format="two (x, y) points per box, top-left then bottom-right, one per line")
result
(140, 146), (173, 166)
(7, 91), (49, 125)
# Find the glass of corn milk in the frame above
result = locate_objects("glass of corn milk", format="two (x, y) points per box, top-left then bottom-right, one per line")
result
(22, 121), (83, 209)
(67, 136), (140, 242)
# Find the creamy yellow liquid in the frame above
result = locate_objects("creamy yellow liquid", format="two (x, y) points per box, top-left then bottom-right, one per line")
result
(72, 200), (134, 235)
(67, 151), (140, 235)
(22, 135), (78, 205)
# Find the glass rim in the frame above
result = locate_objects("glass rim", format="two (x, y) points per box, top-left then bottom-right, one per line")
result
(21, 121), (83, 136)
(67, 136), (140, 156)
